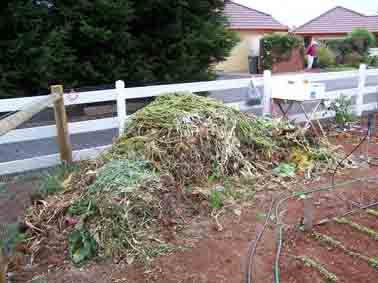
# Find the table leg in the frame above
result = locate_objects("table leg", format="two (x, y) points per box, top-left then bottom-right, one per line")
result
(299, 103), (320, 136)
(310, 102), (326, 137)
(277, 101), (294, 121)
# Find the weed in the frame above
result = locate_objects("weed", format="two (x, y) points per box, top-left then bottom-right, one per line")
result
(295, 255), (338, 282)
(61, 159), (172, 264)
(184, 185), (193, 194)
(68, 226), (97, 265)
(38, 164), (78, 197)
(208, 161), (221, 183)
(145, 243), (177, 258)
(221, 177), (256, 203)
(256, 211), (267, 222)
(209, 190), (223, 210)
(335, 217), (378, 240)
(0, 183), (7, 198)
(312, 231), (378, 269)
(369, 257), (378, 268)
(0, 223), (26, 257)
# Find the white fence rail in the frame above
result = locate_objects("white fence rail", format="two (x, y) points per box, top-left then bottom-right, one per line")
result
(370, 48), (378, 57)
(1, 66), (378, 175)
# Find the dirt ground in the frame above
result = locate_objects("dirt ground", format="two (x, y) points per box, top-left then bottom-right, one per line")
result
(3, 133), (378, 282)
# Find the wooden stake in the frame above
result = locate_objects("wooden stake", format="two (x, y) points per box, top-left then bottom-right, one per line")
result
(52, 85), (73, 164)
(303, 196), (314, 232)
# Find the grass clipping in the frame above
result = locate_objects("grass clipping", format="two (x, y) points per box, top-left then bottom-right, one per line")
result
(24, 93), (342, 265)
(111, 92), (340, 183)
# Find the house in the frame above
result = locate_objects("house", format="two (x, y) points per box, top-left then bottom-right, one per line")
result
(216, 1), (288, 73)
(294, 6), (378, 45)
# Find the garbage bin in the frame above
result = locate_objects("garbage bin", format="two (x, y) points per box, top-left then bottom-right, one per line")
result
(248, 56), (259, 74)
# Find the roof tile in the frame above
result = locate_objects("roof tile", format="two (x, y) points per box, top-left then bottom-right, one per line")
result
(224, 1), (288, 31)
(294, 6), (378, 34)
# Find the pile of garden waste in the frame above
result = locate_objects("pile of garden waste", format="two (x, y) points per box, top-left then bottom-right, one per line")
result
(24, 92), (344, 265)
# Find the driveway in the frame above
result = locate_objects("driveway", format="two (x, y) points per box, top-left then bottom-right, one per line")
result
(1, 74), (378, 165)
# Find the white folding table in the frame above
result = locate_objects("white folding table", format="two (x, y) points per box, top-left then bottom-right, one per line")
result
(271, 80), (327, 137)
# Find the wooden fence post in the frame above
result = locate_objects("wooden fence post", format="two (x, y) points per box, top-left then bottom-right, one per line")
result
(356, 64), (367, 116)
(116, 80), (127, 137)
(51, 85), (73, 164)
(263, 70), (272, 116)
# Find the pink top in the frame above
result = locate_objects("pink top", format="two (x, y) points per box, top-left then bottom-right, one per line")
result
(306, 45), (317, 56)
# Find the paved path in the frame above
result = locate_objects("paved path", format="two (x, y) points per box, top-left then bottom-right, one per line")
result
(1, 75), (378, 164)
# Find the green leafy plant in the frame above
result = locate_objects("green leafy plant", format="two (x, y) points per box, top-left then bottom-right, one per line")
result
(208, 161), (221, 183)
(209, 190), (223, 210)
(347, 28), (375, 55)
(326, 39), (353, 57)
(0, 183), (7, 198)
(262, 33), (303, 70)
(328, 95), (355, 127)
(38, 164), (78, 198)
(67, 199), (98, 218)
(325, 28), (374, 65)
(0, 223), (26, 260)
(273, 163), (296, 177)
(317, 47), (336, 68)
(368, 56), (378, 67)
(68, 227), (97, 265)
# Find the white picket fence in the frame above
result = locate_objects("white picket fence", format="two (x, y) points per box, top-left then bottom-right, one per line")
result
(1, 65), (378, 175)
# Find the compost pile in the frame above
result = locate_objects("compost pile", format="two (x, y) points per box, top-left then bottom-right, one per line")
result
(24, 93), (343, 266)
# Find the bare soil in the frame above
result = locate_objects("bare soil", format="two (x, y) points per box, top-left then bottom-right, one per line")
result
(3, 132), (378, 282)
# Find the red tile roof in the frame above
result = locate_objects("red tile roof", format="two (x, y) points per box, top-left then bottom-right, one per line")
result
(294, 6), (378, 35)
(224, 1), (288, 31)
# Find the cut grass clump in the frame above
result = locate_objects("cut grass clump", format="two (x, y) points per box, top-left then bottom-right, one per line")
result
(26, 159), (184, 265)
(110, 93), (341, 184)
(335, 217), (378, 240)
(366, 209), (378, 218)
(312, 231), (378, 269)
(23, 93), (345, 267)
(88, 159), (155, 193)
(295, 256), (338, 282)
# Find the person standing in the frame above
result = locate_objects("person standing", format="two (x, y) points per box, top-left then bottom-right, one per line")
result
(306, 41), (318, 69)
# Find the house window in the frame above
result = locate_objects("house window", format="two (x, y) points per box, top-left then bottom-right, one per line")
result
(304, 36), (312, 48)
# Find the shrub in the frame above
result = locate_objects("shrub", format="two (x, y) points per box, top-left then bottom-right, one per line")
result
(329, 95), (355, 127)
(347, 28), (375, 55)
(326, 39), (353, 57)
(262, 33), (303, 70)
(0, 0), (239, 97)
(369, 56), (378, 67)
(316, 47), (336, 67)
(343, 52), (364, 67)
